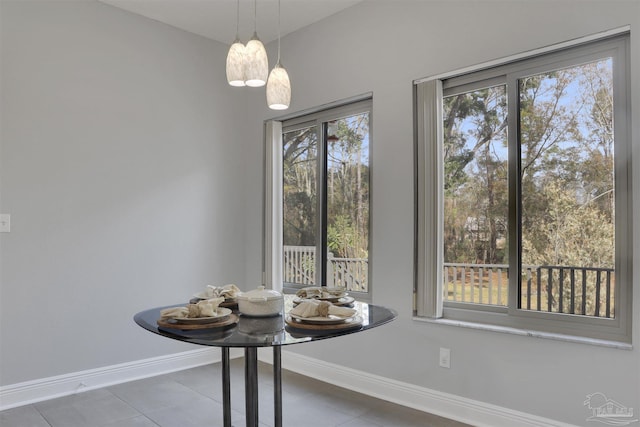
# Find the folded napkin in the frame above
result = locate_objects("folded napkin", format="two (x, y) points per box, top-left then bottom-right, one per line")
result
(160, 297), (225, 319)
(195, 297), (225, 316)
(290, 300), (356, 319)
(159, 306), (188, 320)
(203, 284), (241, 299)
(295, 286), (346, 299)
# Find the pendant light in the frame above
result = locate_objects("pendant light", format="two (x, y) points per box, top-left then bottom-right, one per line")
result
(266, 0), (291, 110)
(225, 0), (245, 87)
(244, 0), (268, 87)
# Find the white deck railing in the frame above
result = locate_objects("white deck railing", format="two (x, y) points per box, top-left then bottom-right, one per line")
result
(443, 262), (615, 318)
(283, 245), (368, 292)
(283, 245), (315, 286)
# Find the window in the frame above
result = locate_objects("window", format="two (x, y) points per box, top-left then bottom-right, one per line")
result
(415, 32), (632, 343)
(264, 97), (372, 300)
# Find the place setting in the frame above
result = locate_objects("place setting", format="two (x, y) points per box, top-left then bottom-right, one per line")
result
(285, 298), (362, 333)
(190, 283), (241, 308)
(292, 286), (355, 307)
(157, 297), (239, 331)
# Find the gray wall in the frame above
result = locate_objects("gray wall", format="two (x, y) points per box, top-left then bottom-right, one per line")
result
(2, 0), (639, 426)
(245, 1), (640, 426)
(0, 1), (249, 384)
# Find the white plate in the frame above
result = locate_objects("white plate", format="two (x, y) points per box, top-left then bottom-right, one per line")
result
(193, 291), (225, 300)
(173, 307), (232, 324)
(193, 292), (212, 300)
(316, 291), (349, 301)
(317, 296), (346, 302)
(293, 296), (355, 306)
(295, 289), (348, 300)
(192, 293), (237, 304)
(289, 313), (355, 325)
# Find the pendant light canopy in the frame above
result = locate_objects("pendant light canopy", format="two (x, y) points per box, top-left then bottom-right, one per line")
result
(226, 0), (245, 87)
(266, 0), (291, 109)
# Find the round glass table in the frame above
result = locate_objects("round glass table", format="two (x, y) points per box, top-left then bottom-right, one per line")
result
(134, 295), (396, 427)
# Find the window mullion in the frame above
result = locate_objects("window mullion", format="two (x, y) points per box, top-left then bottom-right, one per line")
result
(316, 121), (327, 286)
(264, 120), (284, 292)
(507, 74), (521, 315)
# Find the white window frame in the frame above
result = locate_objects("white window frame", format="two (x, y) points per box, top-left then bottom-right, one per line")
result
(264, 95), (373, 301)
(414, 29), (632, 345)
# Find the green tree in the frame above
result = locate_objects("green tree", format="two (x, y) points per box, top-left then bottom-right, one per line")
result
(326, 114), (370, 260)
(443, 87), (507, 264)
(283, 128), (317, 247)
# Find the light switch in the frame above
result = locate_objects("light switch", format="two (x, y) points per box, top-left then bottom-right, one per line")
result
(439, 347), (451, 369)
(0, 214), (10, 232)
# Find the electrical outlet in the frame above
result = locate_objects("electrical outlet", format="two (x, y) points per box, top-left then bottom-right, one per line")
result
(0, 214), (10, 233)
(439, 347), (451, 368)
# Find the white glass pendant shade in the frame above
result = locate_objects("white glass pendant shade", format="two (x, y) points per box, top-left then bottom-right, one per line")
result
(226, 39), (246, 87)
(244, 33), (268, 87)
(266, 62), (291, 110)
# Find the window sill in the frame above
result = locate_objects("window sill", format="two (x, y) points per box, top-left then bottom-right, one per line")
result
(412, 316), (633, 350)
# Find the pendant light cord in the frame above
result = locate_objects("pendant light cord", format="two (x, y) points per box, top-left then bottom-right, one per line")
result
(235, 0), (240, 38)
(277, 0), (281, 63)
(253, 0), (257, 34)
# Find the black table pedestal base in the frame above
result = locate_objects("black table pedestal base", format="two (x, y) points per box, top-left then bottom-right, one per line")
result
(244, 347), (259, 427)
(221, 347), (283, 427)
(222, 348), (232, 427)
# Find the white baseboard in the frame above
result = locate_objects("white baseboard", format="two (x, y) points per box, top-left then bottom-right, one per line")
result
(2, 347), (575, 426)
(0, 348), (243, 411)
(258, 350), (576, 427)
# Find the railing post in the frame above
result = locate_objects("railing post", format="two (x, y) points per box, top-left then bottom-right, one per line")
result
(478, 267), (483, 304)
(570, 269), (576, 314)
(581, 269), (587, 315)
(497, 267), (503, 306)
(547, 267), (553, 313)
(487, 267), (492, 305)
(536, 267), (542, 312)
(461, 266), (466, 302)
(605, 270), (612, 318)
(558, 268), (564, 313)
(327, 252), (334, 287)
(453, 266), (458, 301)
(526, 268), (532, 310)
(595, 270), (602, 317)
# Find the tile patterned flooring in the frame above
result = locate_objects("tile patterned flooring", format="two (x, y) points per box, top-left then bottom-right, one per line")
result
(1, 359), (472, 427)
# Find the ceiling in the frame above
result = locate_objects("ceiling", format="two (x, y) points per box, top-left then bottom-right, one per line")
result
(99, 0), (363, 45)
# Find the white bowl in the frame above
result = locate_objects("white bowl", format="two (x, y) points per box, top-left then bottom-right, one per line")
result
(237, 286), (284, 317)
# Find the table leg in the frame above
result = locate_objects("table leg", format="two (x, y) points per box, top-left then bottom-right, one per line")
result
(221, 348), (232, 427)
(273, 347), (282, 427)
(244, 347), (259, 427)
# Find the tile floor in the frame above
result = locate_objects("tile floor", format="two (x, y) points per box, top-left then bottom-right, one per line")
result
(1, 359), (472, 427)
